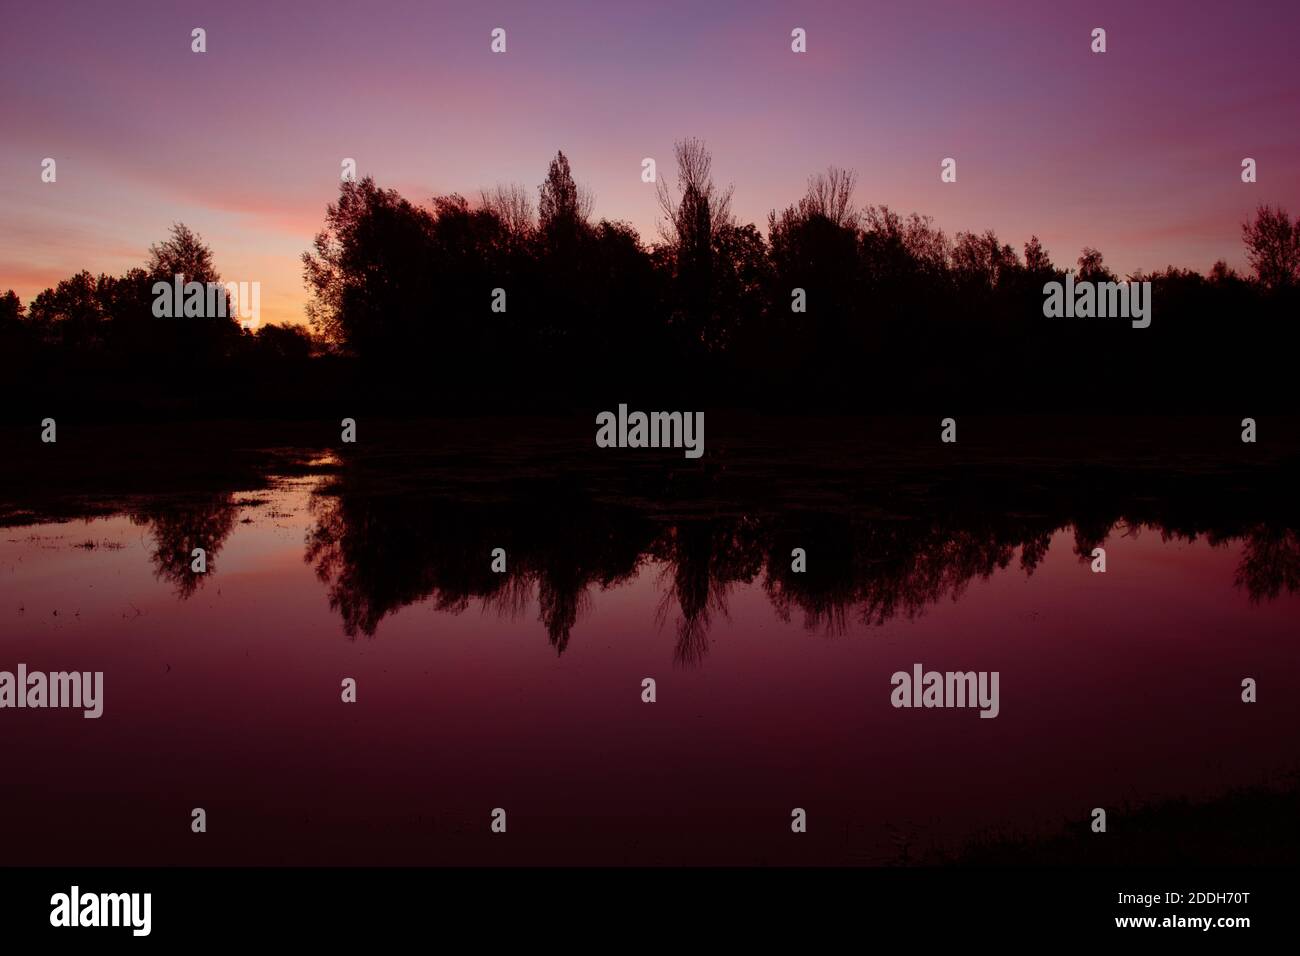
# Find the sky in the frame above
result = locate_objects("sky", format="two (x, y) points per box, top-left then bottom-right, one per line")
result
(2, 0), (1298, 328)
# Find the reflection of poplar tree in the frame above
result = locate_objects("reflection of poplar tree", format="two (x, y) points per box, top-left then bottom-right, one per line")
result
(1235, 527), (1300, 601)
(132, 493), (239, 598)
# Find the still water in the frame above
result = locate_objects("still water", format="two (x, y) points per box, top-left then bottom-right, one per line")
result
(2, 422), (1297, 865)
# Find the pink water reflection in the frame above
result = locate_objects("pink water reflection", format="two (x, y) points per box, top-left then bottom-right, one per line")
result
(1, 479), (1296, 865)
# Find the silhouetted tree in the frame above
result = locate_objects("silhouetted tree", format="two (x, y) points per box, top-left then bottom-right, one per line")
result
(145, 224), (241, 361)
(1242, 205), (1299, 289)
(0, 289), (27, 363)
(481, 183), (536, 243)
(1076, 246), (1115, 281)
(147, 223), (219, 284)
(803, 166), (858, 228)
(302, 177), (439, 358)
(767, 168), (862, 367)
(251, 322), (313, 361)
(0, 289), (21, 324)
(859, 205), (950, 289)
(951, 230), (1019, 293)
(1208, 259), (1242, 285)
(1023, 236), (1055, 276)
(26, 271), (108, 350)
(655, 138), (743, 353)
(537, 150), (592, 237)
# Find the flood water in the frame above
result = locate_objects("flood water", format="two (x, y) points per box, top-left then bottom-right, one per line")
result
(2, 418), (1298, 865)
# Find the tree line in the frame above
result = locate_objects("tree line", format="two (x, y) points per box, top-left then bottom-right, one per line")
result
(4, 139), (1298, 412)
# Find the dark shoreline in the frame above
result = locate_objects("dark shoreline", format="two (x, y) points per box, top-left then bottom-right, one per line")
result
(4, 413), (1297, 521)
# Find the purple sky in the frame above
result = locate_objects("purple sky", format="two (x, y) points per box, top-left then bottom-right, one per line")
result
(2, 0), (1298, 326)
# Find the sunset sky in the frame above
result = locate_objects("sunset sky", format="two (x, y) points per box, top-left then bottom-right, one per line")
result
(2, 0), (1298, 327)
